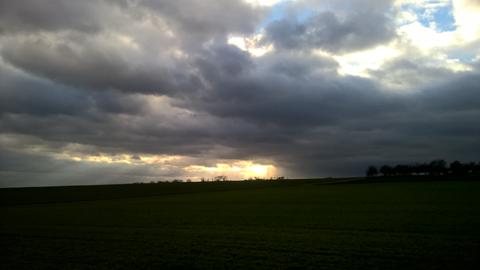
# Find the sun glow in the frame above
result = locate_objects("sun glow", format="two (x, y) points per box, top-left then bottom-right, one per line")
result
(244, 0), (289, 7)
(246, 165), (270, 176)
(228, 35), (273, 57)
(185, 161), (277, 180)
(59, 148), (278, 180)
(332, 45), (401, 77)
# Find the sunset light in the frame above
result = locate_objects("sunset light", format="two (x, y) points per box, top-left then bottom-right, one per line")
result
(1, 1), (479, 269)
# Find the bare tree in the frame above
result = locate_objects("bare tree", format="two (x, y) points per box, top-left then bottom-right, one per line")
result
(214, 175), (227, 181)
(366, 166), (378, 177)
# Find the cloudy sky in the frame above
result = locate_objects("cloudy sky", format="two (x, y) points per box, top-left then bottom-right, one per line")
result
(1, 0), (479, 187)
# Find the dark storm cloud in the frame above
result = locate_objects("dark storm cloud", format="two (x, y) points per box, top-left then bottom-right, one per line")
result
(0, 61), (148, 116)
(263, 11), (395, 53)
(422, 74), (480, 112)
(281, 73), (480, 177)
(93, 91), (147, 115)
(2, 70), (480, 184)
(0, 35), (197, 96)
(262, 1), (396, 53)
(0, 98), (228, 159)
(0, 0), (479, 187)
(188, 45), (404, 128)
(0, 148), (185, 187)
(369, 53), (465, 89)
(182, 42), (479, 177)
(0, 0), (262, 96)
(180, 54), (480, 177)
(195, 44), (254, 80)
(0, 63), (88, 116)
(138, 0), (264, 46)
(0, 0), (106, 34)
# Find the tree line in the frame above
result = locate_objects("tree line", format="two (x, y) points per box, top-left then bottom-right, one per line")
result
(366, 160), (480, 177)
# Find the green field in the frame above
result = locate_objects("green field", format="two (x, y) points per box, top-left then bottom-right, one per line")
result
(1, 179), (480, 269)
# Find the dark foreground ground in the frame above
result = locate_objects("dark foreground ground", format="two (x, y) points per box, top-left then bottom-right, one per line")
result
(1, 178), (479, 269)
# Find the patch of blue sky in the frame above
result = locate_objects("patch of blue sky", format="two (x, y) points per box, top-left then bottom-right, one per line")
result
(257, 1), (290, 30)
(257, 1), (316, 32)
(415, 1), (456, 32)
(448, 50), (478, 63)
(432, 4), (456, 31)
(397, 1), (456, 32)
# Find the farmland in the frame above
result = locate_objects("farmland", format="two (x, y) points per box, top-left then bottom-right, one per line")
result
(1, 179), (479, 269)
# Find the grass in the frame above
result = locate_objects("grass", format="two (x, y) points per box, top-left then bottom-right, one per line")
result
(1, 179), (480, 269)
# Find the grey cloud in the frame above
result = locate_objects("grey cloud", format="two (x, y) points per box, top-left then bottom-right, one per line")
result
(139, 0), (264, 46)
(421, 73), (480, 112)
(0, 0), (479, 187)
(0, 0), (108, 34)
(0, 61), (149, 116)
(264, 51), (338, 78)
(93, 91), (147, 115)
(0, 0), (264, 50)
(0, 107), (218, 158)
(1, 35), (199, 96)
(263, 9), (396, 53)
(189, 47), (404, 128)
(370, 56), (463, 89)
(182, 51), (480, 176)
(195, 44), (254, 80)
(0, 148), (184, 187)
(0, 64), (89, 116)
(0, 0), (260, 97)
(2, 71), (480, 184)
(4, 36), (479, 185)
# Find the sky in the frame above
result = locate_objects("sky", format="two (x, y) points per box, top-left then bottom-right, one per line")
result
(1, 0), (479, 187)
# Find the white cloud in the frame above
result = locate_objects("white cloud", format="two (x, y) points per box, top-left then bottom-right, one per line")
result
(244, 0), (289, 7)
(388, 0), (477, 86)
(452, 0), (480, 42)
(399, 21), (456, 50)
(185, 161), (277, 180)
(396, 0), (479, 48)
(330, 45), (401, 77)
(228, 34), (274, 57)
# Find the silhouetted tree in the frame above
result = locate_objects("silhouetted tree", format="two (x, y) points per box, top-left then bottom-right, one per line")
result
(369, 159), (480, 179)
(474, 162), (480, 174)
(429, 159), (447, 176)
(380, 165), (392, 176)
(410, 163), (425, 175)
(450, 161), (466, 176)
(393, 164), (411, 176)
(366, 166), (378, 177)
(418, 163), (429, 175)
(466, 162), (476, 175)
(214, 175), (227, 181)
